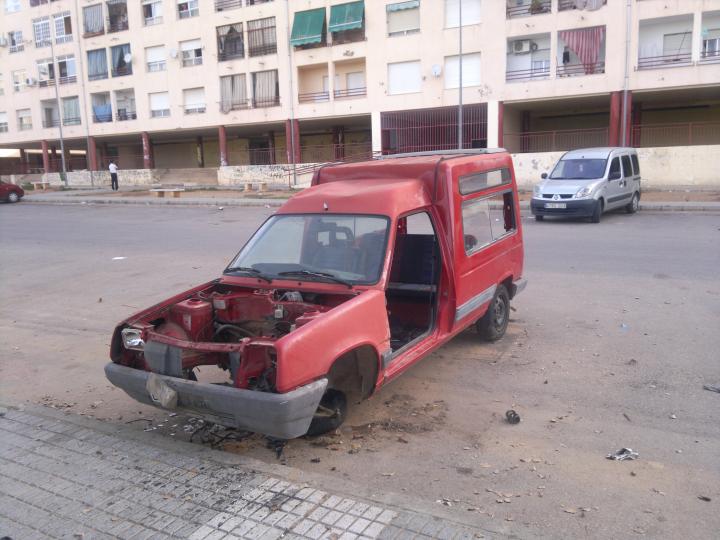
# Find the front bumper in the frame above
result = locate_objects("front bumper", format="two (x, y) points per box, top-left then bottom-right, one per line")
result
(105, 362), (327, 439)
(530, 198), (597, 218)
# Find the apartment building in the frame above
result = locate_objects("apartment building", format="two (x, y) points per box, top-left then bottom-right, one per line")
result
(0, 0), (718, 175)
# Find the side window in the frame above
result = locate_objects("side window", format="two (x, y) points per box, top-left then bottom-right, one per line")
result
(462, 191), (516, 255)
(621, 155), (633, 178)
(459, 168), (511, 195)
(609, 157), (620, 178)
(631, 154), (640, 176)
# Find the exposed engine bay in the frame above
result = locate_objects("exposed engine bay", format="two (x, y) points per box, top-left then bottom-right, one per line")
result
(113, 283), (354, 392)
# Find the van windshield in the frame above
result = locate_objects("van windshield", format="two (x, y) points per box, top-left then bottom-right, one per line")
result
(550, 158), (607, 180)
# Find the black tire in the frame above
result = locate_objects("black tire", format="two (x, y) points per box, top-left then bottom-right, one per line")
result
(8, 192), (19, 203)
(306, 389), (347, 436)
(477, 285), (510, 342)
(625, 192), (640, 214)
(535, 215), (544, 222)
(590, 199), (603, 223)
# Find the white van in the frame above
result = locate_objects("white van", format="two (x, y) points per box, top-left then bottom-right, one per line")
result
(531, 147), (641, 223)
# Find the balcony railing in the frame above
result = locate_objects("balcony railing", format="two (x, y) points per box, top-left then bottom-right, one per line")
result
(298, 91), (329, 103)
(107, 19), (129, 33)
(93, 111), (112, 122)
(144, 16), (162, 26)
(116, 109), (137, 121)
(253, 96), (280, 108)
(59, 75), (77, 85)
(218, 47), (244, 61)
(700, 50), (720, 64)
(506, 66), (551, 82)
(88, 72), (108, 81)
(504, 127), (609, 153)
(558, 0), (606, 11)
(220, 99), (251, 112)
(38, 79), (56, 88)
(112, 66), (132, 77)
(631, 121), (720, 148)
(9, 44), (24, 53)
(557, 61), (605, 76)
(56, 34), (73, 44)
(83, 29), (104, 38)
(638, 52), (692, 70)
(507, 0), (551, 18)
(215, 0), (242, 11)
(42, 118), (61, 128)
(248, 42), (277, 57)
(63, 117), (81, 126)
(334, 87), (367, 99)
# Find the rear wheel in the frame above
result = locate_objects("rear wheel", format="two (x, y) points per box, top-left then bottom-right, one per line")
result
(306, 390), (347, 436)
(590, 199), (603, 223)
(8, 192), (19, 203)
(477, 285), (510, 342)
(625, 192), (640, 214)
(535, 215), (544, 222)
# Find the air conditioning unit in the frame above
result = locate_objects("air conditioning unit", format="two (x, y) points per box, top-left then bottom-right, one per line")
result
(0, 36), (8, 47)
(26, 77), (38, 86)
(513, 40), (532, 54)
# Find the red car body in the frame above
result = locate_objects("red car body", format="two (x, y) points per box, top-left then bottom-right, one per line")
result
(106, 151), (526, 438)
(0, 180), (24, 203)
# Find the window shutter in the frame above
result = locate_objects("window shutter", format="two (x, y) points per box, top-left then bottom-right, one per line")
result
(387, 7), (419, 34)
(387, 61), (421, 94)
(150, 92), (169, 110)
(183, 87), (205, 106)
(181, 39), (201, 51)
(146, 45), (165, 63)
(444, 53), (481, 88)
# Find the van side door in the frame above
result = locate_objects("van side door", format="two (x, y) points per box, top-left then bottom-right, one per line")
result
(630, 153), (641, 194)
(619, 154), (635, 205)
(605, 156), (623, 209)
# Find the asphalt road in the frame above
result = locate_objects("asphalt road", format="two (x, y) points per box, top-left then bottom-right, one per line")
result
(1, 203), (719, 539)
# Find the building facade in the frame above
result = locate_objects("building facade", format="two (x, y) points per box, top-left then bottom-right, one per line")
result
(0, 0), (719, 175)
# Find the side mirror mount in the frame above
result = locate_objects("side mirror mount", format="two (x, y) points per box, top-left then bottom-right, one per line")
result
(541, 172), (548, 180)
(609, 171), (621, 181)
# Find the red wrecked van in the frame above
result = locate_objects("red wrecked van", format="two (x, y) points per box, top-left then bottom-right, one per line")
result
(106, 150), (526, 438)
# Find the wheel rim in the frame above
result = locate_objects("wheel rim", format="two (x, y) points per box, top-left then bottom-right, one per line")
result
(9, 193), (18, 202)
(493, 295), (507, 328)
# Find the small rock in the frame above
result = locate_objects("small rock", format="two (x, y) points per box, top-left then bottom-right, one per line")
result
(670, 414), (677, 419)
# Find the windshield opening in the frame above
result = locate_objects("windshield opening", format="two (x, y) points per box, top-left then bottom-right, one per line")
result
(227, 214), (390, 285)
(550, 158), (607, 180)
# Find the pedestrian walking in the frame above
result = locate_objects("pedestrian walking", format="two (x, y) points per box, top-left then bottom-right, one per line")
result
(109, 160), (119, 191)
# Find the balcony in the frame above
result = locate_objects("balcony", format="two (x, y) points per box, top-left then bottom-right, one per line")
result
(107, 19), (129, 33)
(334, 87), (366, 99)
(700, 50), (720, 64)
(42, 118), (61, 128)
(557, 61), (605, 76)
(63, 116), (81, 126)
(506, 34), (551, 82)
(638, 15), (693, 71)
(638, 52), (691, 70)
(116, 109), (137, 121)
(507, 0), (550, 19)
(506, 66), (550, 82)
(558, 26), (606, 77)
(558, 0), (606, 12)
(38, 79), (56, 88)
(59, 75), (77, 85)
(299, 91), (329, 103)
(253, 96), (280, 108)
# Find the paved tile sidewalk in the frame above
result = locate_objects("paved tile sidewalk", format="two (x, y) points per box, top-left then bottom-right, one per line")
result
(0, 406), (490, 540)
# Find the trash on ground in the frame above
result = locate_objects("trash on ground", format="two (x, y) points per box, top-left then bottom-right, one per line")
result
(111, 256), (126, 260)
(698, 495), (711, 502)
(606, 448), (639, 461)
(703, 384), (720, 394)
(505, 410), (520, 424)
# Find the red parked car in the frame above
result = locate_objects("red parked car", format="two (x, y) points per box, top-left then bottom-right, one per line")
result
(0, 180), (24, 203)
(106, 150), (526, 438)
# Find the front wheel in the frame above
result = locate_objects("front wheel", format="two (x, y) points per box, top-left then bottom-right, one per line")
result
(8, 192), (19, 203)
(535, 215), (544, 222)
(306, 389), (347, 436)
(590, 199), (603, 223)
(477, 285), (510, 342)
(625, 192), (640, 214)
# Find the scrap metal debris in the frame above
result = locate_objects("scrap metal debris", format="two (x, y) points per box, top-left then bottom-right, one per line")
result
(606, 448), (639, 461)
(703, 384), (720, 394)
(505, 410), (521, 424)
(266, 437), (287, 459)
(698, 496), (712, 502)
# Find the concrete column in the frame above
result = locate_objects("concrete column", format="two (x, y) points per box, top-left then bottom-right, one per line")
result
(691, 12), (702, 63)
(332, 126), (345, 160)
(497, 101), (505, 148)
(141, 132), (154, 169)
(51, 146), (58, 172)
(328, 62), (335, 100)
(371, 110), (382, 154)
(487, 100), (500, 149)
(293, 120), (301, 163)
(609, 91), (622, 147)
(87, 137), (98, 171)
(19, 149), (27, 174)
(267, 131), (276, 165)
(631, 103), (642, 147)
(218, 126), (228, 166)
(285, 119), (301, 163)
(521, 111), (530, 153)
(196, 136), (205, 168)
(41, 140), (50, 173)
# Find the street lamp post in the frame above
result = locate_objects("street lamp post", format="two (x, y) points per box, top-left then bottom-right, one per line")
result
(458, 0), (463, 150)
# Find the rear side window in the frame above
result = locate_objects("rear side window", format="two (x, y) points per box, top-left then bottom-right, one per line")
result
(609, 157), (620, 177)
(459, 168), (511, 195)
(631, 154), (640, 175)
(621, 155), (633, 178)
(461, 191), (516, 254)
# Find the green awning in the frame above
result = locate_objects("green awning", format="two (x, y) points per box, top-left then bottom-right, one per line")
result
(386, 0), (419, 12)
(291, 8), (326, 47)
(329, 1), (364, 33)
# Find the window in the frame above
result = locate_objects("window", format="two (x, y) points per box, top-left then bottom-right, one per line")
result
(220, 74), (248, 111)
(115, 89), (136, 120)
(444, 52), (481, 88)
(702, 29), (720, 58)
(445, 0), (481, 28)
(57, 55), (76, 84)
(180, 39), (202, 66)
(0, 74), (3, 96)
(621, 155), (633, 178)
(5, 0), (20, 13)
(252, 69), (279, 107)
(42, 99), (60, 128)
(62, 96), (81, 126)
(247, 17), (277, 56)
(183, 87), (206, 114)
(0, 112), (8, 133)
(462, 191), (516, 254)
(87, 49), (108, 80)
(110, 44), (132, 76)
(91, 92), (112, 122)
(33, 17), (51, 47)
(459, 168), (511, 195)
(217, 23), (244, 61)
(12, 69), (27, 92)
(145, 45), (166, 72)
(347, 71), (366, 90)
(663, 32), (691, 56)
(329, 1), (365, 44)
(142, 0), (163, 26)
(37, 58), (55, 86)
(387, 60), (421, 94)
(54, 12), (72, 43)
(631, 154), (640, 176)
(149, 91), (170, 117)
(8, 31), (24, 53)
(608, 157), (620, 177)
(83, 4), (104, 36)
(387, 1), (420, 36)
(178, 0), (198, 19)
(17, 109), (32, 131)
(107, 0), (129, 32)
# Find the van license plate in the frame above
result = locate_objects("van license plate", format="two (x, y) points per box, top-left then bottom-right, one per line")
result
(545, 202), (566, 209)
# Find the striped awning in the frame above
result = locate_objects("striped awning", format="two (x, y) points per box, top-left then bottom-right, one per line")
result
(291, 8), (326, 47)
(386, 0), (419, 12)
(329, 1), (364, 33)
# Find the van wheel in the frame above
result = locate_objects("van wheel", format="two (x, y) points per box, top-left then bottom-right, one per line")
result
(306, 390), (347, 436)
(590, 200), (603, 223)
(477, 285), (510, 342)
(535, 215), (544, 222)
(625, 192), (640, 214)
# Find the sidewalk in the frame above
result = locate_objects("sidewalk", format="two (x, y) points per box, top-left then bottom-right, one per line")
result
(0, 404), (491, 540)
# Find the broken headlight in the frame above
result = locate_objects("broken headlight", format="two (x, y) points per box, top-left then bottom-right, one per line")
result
(121, 327), (145, 351)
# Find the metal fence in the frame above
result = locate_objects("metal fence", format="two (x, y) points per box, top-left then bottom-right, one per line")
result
(504, 128), (609, 153)
(632, 122), (720, 148)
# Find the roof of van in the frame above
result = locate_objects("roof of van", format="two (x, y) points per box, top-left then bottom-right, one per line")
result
(562, 147), (636, 159)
